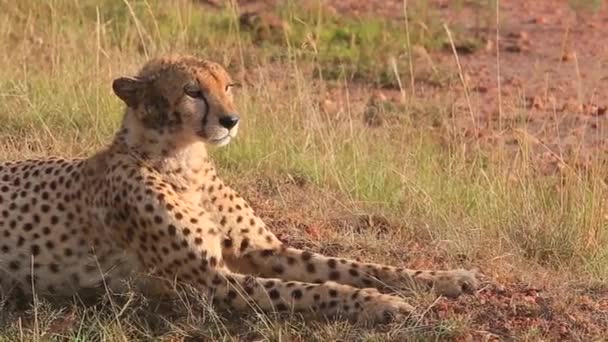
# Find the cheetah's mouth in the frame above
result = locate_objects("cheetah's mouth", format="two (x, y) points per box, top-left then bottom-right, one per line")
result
(196, 129), (231, 145)
(207, 134), (232, 146)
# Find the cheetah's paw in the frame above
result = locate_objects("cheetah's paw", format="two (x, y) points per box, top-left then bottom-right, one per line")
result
(432, 268), (480, 298)
(356, 290), (416, 324)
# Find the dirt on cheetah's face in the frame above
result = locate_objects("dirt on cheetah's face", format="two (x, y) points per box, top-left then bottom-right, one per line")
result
(112, 55), (241, 147)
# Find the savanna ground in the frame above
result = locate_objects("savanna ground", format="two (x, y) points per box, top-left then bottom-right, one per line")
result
(0, 0), (607, 340)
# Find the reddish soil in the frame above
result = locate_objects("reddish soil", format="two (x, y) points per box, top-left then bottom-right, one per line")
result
(437, 0), (608, 172)
(222, 0), (608, 172)
(323, 0), (608, 173)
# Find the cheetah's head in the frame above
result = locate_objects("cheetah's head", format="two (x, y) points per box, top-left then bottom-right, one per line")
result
(112, 55), (240, 147)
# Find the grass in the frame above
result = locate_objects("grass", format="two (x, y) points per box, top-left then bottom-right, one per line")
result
(569, 0), (604, 17)
(0, 0), (607, 340)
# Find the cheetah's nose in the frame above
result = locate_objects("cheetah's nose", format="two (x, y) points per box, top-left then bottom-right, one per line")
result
(219, 115), (240, 129)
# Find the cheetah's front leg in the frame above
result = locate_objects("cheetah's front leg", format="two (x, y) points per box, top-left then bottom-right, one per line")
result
(211, 186), (479, 298)
(243, 247), (479, 298)
(115, 181), (414, 324)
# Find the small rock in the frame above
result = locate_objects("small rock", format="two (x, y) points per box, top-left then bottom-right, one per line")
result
(519, 31), (529, 41)
(239, 11), (289, 43)
(580, 103), (607, 116)
(472, 85), (488, 93)
(525, 96), (544, 110)
(505, 44), (527, 53)
(530, 16), (547, 24)
(561, 51), (576, 61)
(507, 31), (529, 41)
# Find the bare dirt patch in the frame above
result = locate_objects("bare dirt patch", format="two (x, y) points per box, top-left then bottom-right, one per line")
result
(222, 0), (608, 173)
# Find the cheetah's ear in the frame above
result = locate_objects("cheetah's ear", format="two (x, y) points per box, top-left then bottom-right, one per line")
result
(112, 76), (146, 108)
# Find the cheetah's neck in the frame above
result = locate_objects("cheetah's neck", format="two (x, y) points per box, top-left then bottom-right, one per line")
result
(112, 110), (215, 189)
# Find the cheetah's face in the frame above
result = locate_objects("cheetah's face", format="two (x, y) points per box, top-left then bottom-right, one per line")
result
(112, 57), (240, 147)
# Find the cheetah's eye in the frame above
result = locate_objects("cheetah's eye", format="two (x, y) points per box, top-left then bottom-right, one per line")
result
(184, 82), (204, 99)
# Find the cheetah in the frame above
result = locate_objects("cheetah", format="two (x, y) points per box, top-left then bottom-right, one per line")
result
(0, 55), (479, 324)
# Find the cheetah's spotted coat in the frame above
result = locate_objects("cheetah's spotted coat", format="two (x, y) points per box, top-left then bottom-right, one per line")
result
(0, 55), (479, 323)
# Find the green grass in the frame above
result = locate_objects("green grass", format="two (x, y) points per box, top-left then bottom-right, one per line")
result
(569, 0), (603, 16)
(0, 0), (606, 340)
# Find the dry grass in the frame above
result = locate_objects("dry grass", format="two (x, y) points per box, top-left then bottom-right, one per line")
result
(0, 0), (606, 340)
